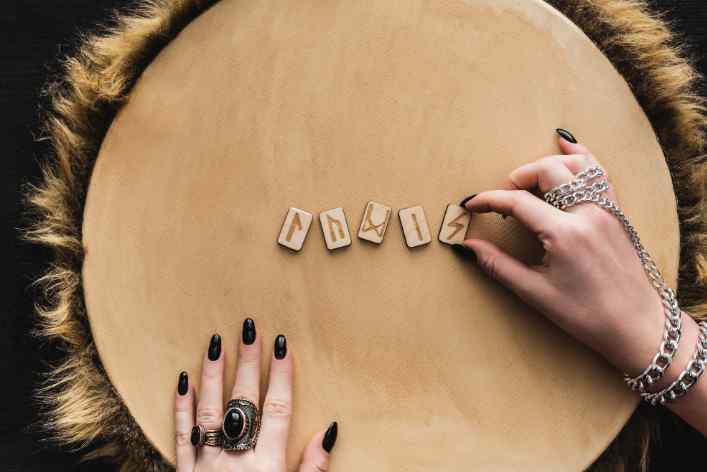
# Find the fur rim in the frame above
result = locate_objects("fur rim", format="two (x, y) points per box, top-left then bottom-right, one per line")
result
(22, 0), (706, 470)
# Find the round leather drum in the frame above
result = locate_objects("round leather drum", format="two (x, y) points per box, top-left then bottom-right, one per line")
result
(79, 0), (679, 470)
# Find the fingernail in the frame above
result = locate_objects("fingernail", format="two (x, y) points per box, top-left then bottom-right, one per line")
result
(459, 194), (477, 208)
(242, 318), (256, 345)
(451, 243), (477, 263)
(178, 371), (188, 396)
(208, 334), (221, 361)
(190, 426), (200, 446)
(556, 128), (577, 144)
(323, 421), (338, 453)
(274, 334), (287, 360)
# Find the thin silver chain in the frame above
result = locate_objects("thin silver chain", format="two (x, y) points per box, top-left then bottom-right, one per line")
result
(544, 166), (605, 207)
(544, 167), (683, 396)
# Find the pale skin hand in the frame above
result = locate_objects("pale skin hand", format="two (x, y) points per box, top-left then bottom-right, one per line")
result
(174, 323), (337, 472)
(459, 134), (707, 437)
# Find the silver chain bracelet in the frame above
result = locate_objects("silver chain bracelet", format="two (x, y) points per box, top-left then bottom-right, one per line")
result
(625, 311), (682, 393)
(641, 321), (707, 405)
(544, 166), (689, 401)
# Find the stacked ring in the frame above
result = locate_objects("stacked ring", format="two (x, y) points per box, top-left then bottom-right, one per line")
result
(190, 424), (224, 447)
(544, 166), (605, 207)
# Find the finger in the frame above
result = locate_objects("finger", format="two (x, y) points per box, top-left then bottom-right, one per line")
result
(175, 371), (196, 472)
(501, 155), (589, 191)
(196, 334), (225, 459)
(460, 239), (548, 304)
(557, 130), (593, 157)
(463, 189), (564, 235)
(558, 135), (604, 173)
(257, 335), (293, 463)
(230, 318), (261, 411)
(507, 156), (576, 194)
(298, 422), (338, 472)
(557, 131), (618, 201)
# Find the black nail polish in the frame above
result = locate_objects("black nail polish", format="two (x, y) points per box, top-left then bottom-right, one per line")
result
(208, 334), (221, 361)
(274, 334), (287, 360)
(451, 243), (477, 263)
(178, 371), (188, 396)
(556, 128), (577, 144)
(242, 318), (256, 345)
(322, 421), (338, 453)
(459, 194), (478, 208)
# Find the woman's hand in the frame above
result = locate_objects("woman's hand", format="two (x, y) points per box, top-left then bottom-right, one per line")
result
(455, 129), (703, 392)
(174, 319), (338, 472)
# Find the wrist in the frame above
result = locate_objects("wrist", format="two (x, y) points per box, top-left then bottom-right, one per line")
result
(601, 296), (667, 377)
(647, 314), (700, 392)
(606, 302), (701, 393)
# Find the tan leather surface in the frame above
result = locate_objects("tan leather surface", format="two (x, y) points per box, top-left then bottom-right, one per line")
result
(81, 0), (680, 469)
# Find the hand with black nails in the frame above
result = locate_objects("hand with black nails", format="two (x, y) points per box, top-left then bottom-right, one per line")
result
(175, 318), (338, 471)
(455, 129), (707, 437)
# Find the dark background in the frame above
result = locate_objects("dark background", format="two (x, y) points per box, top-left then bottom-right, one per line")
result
(2, 1), (706, 470)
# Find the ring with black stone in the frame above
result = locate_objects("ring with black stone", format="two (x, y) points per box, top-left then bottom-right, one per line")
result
(190, 424), (224, 448)
(222, 398), (260, 452)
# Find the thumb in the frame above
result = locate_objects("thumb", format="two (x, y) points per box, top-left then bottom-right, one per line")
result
(298, 422), (337, 472)
(461, 239), (547, 305)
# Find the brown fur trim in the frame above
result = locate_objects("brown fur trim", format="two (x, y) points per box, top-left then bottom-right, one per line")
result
(22, 0), (706, 470)
(24, 2), (219, 469)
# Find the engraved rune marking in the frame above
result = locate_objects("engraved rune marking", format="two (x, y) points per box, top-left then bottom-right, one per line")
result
(286, 212), (303, 242)
(438, 204), (471, 245)
(357, 201), (392, 244)
(411, 213), (424, 241)
(361, 203), (391, 237)
(319, 208), (352, 250)
(326, 215), (346, 241)
(399, 206), (431, 248)
(277, 208), (313, 252)
(446, 212), (467, 239)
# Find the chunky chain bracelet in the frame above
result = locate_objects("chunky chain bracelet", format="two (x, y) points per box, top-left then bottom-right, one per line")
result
(624, 310), (682, 393)
(544, 166), (691, 402)
(641, 321), (707, 405)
